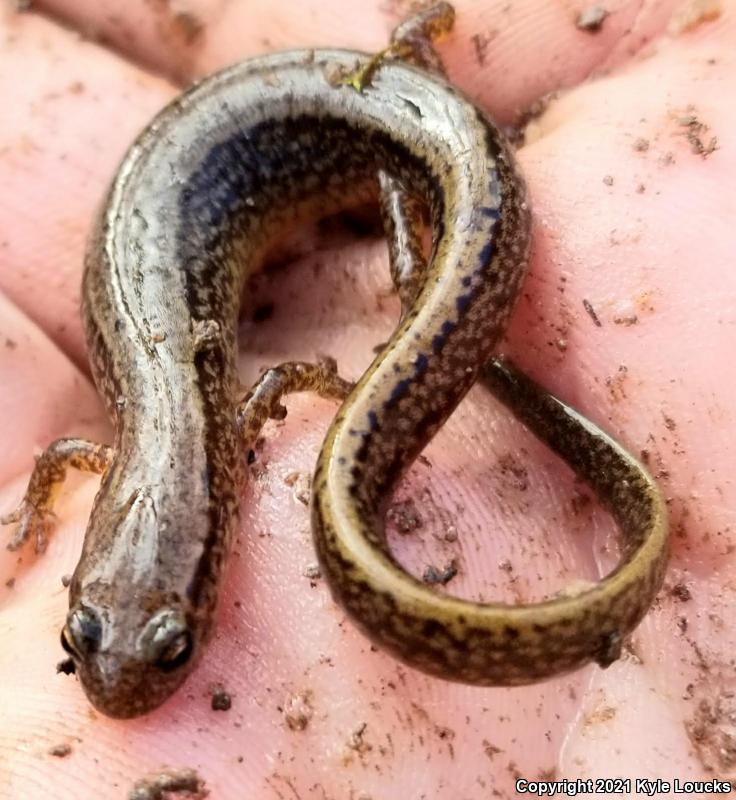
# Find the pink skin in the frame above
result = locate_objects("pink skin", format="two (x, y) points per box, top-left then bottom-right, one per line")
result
(1, 0), (735, 796)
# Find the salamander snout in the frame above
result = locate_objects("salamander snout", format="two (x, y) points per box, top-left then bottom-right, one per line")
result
(60, 604), (198, 718)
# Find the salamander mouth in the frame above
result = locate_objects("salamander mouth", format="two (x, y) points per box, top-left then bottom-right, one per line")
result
(76, 655), (197, 719)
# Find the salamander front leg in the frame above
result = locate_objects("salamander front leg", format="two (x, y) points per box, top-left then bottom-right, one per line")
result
(340, 2), (453, 91)
(388, 0), (454, 74)
(236, 359), (354, 449)
(2, 439), (113, 552)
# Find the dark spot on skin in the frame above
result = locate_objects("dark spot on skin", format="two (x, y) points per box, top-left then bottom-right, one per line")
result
(247, 449), (256, 465)
(422, 618), (443, 637)
(414, 353), (429, 375)
(456, 293), (472, 314)
(504, 625), (520, 639)
(461, 275), (472, 287)
(252, 302), (274, 323)
(478, 239), (494, 265)
(386, 378), (411, 406)
(479, 205), (501, 220)
(367, 410), (379, 431)
(114, 319), (125, 332)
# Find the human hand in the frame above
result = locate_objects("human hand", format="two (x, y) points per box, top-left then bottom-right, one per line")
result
(1, 1), (734, 796)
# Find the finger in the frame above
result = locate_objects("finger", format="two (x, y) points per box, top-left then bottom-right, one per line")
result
(0, 9), (176, 364)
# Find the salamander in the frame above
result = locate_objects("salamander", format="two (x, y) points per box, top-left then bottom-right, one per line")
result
(2, 3), (668, 717)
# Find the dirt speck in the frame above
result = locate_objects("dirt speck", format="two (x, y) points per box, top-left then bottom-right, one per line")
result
(423, 559), (458, 586)
(128, 768), (208, 800)
(498, 452), (529, 491)
(582, 299), (602, 327)
(283, 471), (311, 505)
(686, 677), (736, 775)
(348, 722), (372, 755)
(283, 690), (314, 731)
(48, 742), (72, 758)
(605, 365), (629, 402)
(675, 109), (718, 158)
(470, 30), (497, 66)
(671, 582), (692, 602)
(602, 174), (614, 186)
(56, 658), (76, 675)
(584, 704), (617, 726)
(633, 137), (650, 152)
(576, 5), (609, 31)
(387, 497), (423, 534)
(483, 739), (503, 760)
(210, 684), (232, 711)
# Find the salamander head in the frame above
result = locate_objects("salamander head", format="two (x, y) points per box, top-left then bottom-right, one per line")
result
(60, 595), (198, 718)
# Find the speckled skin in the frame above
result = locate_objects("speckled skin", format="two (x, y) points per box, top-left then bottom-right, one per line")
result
(1, 4), (668, 717)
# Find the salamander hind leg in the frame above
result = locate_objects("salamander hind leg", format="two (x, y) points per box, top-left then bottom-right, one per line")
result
(236, 359), (354, 450)
(378, 170), (428, 322)
(2, 439), (113, 552)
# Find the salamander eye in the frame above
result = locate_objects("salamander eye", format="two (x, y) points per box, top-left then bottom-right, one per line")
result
(64, 607), (102, 656)
(60, 626), (76, 656)
(142, 609), (194, 672)
(155, 630), (193, 672)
